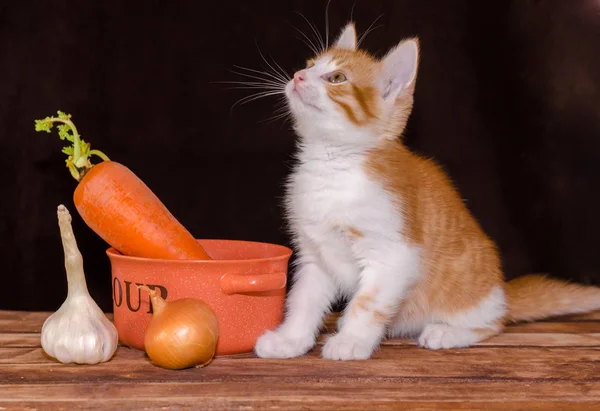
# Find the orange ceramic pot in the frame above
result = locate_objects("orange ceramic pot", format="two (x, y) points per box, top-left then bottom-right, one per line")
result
(107, 239), (292, 356)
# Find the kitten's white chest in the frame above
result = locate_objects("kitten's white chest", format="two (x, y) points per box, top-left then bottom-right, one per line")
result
(290, 155), (371, 227)
(287, 149), (404, 293)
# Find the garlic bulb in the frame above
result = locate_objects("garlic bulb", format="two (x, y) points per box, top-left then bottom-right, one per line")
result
(41, 205), (118, 364)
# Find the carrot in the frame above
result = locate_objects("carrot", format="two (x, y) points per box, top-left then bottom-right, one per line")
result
(35, 111), (211, 260)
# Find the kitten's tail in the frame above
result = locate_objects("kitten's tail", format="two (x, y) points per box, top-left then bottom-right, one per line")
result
(505, 274), (600, 323)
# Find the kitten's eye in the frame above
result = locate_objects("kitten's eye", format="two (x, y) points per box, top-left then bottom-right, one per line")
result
(325, 71), (347, 84)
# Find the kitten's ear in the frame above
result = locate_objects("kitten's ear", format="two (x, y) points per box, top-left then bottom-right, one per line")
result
(378, 38), (420, 101)
(333, 23), (357, 50)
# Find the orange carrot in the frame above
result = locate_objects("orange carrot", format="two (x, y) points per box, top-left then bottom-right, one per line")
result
(35, 111), (211, 260)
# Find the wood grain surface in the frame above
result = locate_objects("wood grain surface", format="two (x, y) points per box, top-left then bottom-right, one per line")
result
(1, 310), (599, 410)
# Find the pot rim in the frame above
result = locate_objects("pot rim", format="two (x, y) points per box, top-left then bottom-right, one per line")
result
(106, 238), (293, 264)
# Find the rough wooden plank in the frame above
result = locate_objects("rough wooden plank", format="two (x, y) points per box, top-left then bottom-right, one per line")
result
(4, 312), (600, 349)
(320, 328), (600, 346)
(1, 401), (596, 411)
(549, 311), (600, 322)
(0, 333), (43, 348)
(0, 380), (599, 409)
(503, 322), (600, 333)
(1, 345), (599, 383)
(3, 330), (599, 349)
(322, 312), (600, 331)
(2, 308), (600, 408)
(351, 332), (600, 347)
(467, 332), (600, 347)
(0, 311), (51, 333)
(3, 310), (600, 334)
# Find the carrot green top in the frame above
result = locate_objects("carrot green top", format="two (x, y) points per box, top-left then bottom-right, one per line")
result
(34, 111), (110, 182)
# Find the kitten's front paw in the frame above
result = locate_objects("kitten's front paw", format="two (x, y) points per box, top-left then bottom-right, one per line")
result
(321, 333), (377, 360)
(254, 329), (315, 359)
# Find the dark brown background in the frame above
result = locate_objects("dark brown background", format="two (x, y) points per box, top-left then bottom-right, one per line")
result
(2, 0), (600, 312)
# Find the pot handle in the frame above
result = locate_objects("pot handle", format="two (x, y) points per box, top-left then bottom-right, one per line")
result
(220, 272), (287, 295)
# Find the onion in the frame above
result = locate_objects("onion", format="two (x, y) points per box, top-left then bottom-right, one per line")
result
(140, 286), (219, 370)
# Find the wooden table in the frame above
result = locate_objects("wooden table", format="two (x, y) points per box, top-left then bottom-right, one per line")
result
(1, 311), (599, 410)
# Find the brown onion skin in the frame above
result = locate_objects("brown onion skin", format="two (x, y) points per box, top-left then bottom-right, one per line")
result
(142, 289), (219, 370)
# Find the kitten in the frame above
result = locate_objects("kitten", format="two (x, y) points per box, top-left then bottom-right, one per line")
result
(254, 22), (600, 360)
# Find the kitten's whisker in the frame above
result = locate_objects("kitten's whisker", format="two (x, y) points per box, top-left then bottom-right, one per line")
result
(229, 73), (282, 87)
(260, 110), (292, 125)
(232, 65), (287, 86)
(272, 105), (290, 116)
(287, 21), (320, 55)
(215, 80), (284, 88)
(226, 86), (285, 91)
(270, 56), (290, 83)
(350, 0), (357, 23)
(261, 104), (291, 120)
(230, 91), (284, 113)
(292, 32), (320, 56)
(357, 25), (383, 46)
(273, 102), (290, 111)
(231, 67), (286, 86)
(221, 85), (283, 90)
(230, 69), (285, 87)
(260, 100), (293, 125)
(236, 90), (286, 106)
(234, 90), (285, 99)
(294, 11), (325, 53)
(217, 82), (285, 91)
(255, 41), (289, 84)
(357, 13), (384, 46)
(325, 0), (332, 50)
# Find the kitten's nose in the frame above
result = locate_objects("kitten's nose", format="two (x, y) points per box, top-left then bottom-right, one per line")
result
(293, 71), (305, 86)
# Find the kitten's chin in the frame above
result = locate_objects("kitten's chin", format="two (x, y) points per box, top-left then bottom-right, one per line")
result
(286, 84), (321, 113)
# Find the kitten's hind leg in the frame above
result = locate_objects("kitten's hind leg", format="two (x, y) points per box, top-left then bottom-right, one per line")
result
(254, 260), (336, 359)
(418, 323), (501, 350)
(418, 285), (507, 350)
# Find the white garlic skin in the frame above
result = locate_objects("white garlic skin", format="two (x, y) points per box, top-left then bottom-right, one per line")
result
(41, 293), (118, 364)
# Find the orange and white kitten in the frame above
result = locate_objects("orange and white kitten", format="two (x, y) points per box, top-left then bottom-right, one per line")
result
(254, 23), (600, 360)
